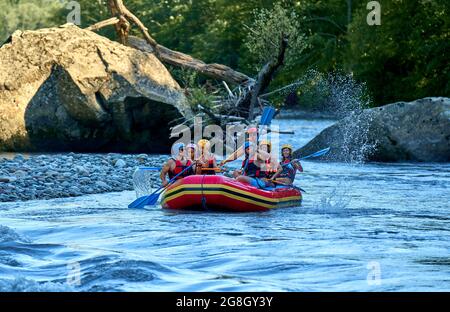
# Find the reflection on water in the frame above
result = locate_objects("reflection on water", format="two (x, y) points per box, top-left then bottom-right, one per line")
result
(0, 119), (449, 291)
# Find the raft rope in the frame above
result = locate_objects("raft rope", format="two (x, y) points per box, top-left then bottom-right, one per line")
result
(201, 174), (207, 210)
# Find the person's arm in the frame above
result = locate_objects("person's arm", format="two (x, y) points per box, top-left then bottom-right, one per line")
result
(256, 149), (271, 162)
(293, 160), (303, 172)
(160, 159), (174, 186)
(270, 163), (283, 180)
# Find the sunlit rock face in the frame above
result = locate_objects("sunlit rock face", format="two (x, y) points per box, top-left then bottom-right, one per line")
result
(0, 24), (191, 153)
(294, 97), (450, 162)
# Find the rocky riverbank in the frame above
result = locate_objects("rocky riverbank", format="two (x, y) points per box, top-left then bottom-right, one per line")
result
(0, 153), (164, 202)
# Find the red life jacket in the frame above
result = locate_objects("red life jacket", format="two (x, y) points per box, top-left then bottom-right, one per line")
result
(168, 158), (193, 180)
(242, 157), (272, 178)
(203, 157), (216, 175)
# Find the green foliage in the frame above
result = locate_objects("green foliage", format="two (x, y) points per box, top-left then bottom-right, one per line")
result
(0, 0), (66, 43)
(1, 0), (448, 107)
(170, 67), (215, 111)
(346, 0), (449, 105)
(244, 3), (307, 70)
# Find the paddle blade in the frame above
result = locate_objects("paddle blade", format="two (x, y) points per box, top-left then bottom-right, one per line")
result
(138, 167), (161, 171)
(128, 195), (150, 209)
(260, 107), (276, 125)
(144, 193), (160, 206)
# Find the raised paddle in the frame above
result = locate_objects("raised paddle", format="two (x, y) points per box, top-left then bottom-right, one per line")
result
(128, 162), (195, 209)
(298, 147), (330, 160)
(260, 106), (276, 126)
(281, 147), (331, 167)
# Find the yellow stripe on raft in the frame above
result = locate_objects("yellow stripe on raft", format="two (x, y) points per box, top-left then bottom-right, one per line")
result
(161, 190), (301, 209)
(163, 183), (300, 203)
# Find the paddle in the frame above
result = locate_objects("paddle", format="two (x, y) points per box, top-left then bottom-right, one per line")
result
(270, 179), (306, 193)
(128, 162), (195, 209)
(299, 147), (330, 160)
(135, 166), (161, 171)
(260, 106), (276, 126)
(281, 147), (331, 168)
(272, 147), (330, 193)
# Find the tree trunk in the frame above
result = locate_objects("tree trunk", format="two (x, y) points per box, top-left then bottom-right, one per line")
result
(237, 34), (289, 119)
(127, 36), (251, 85)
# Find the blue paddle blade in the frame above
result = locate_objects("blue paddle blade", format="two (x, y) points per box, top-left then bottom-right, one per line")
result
(128, 192), (161, 209)
(260, 107), (276, 125)
(144, 193), (161, 206)
(267, 108), (276, 124)
(128, 195), (151, 209)
(261, 107), (276, 125)
(138, 167), (161, 171)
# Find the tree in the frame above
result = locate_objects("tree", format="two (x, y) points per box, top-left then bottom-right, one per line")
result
(0, 0), (66, 43)
(346, 0), (450, 105)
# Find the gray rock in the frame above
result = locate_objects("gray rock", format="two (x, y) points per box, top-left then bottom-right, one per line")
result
(14, 154), (24, 161)
(0, 176), (16, 183)
(61, 181), (70, 187)
(136, 154), (148, 164)
(13, 170), (27, 178)
(294, 97), (450, 162)
(79, 177), (92, 184)
(114, 159), (126, 168)
(75, 165), (89, 176)
(0, 24), (190, 153)
(95, 181), (109, 189)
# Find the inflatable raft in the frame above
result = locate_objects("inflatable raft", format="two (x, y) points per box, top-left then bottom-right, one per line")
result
(161, 175), (302, 212)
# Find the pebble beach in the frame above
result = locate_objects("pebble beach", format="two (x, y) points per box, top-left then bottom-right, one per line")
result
(0, 153), (163, 202)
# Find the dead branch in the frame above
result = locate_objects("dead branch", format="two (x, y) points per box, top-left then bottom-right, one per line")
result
(85, 17), (120, 32)
(236, 34), (289, 119)
(128, 36), (251, 85)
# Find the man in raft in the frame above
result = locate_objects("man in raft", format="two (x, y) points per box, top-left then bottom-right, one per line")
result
(195, 139), (217, 175)
(219, 126), (258, 168)
(270, 144), (303, 185)
(235, 140), (276, 188)
(160, 142), (194, 186)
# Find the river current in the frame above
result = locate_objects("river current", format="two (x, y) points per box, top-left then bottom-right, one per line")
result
(0, 118), (449, 291)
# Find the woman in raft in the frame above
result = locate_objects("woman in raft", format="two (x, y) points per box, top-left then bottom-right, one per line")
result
(160, 142), (195, 186)
(234, 140), (276, 188)
(186, 142), (197, 163)
(195, 139), (217, 175)
(270, 144), (303, 185)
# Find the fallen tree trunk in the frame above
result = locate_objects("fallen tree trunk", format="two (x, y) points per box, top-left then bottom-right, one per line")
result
(236, 34), (288, 119)
(88, 0), (288, 120)
(127, 36), (251, 85)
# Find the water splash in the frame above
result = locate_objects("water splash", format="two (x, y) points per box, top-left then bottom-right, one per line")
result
(295, 70), (377, 163)
(313, 185), (352, 213)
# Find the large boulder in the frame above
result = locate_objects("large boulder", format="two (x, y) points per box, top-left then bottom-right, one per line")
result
(294, 97), (450, 162)
(0, 24), (191, 153)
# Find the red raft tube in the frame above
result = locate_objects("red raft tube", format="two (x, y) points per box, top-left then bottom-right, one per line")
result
(161, 175), (302, 212)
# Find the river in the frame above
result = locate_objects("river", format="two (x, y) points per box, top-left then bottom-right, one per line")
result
(0, 118), (449, 291)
